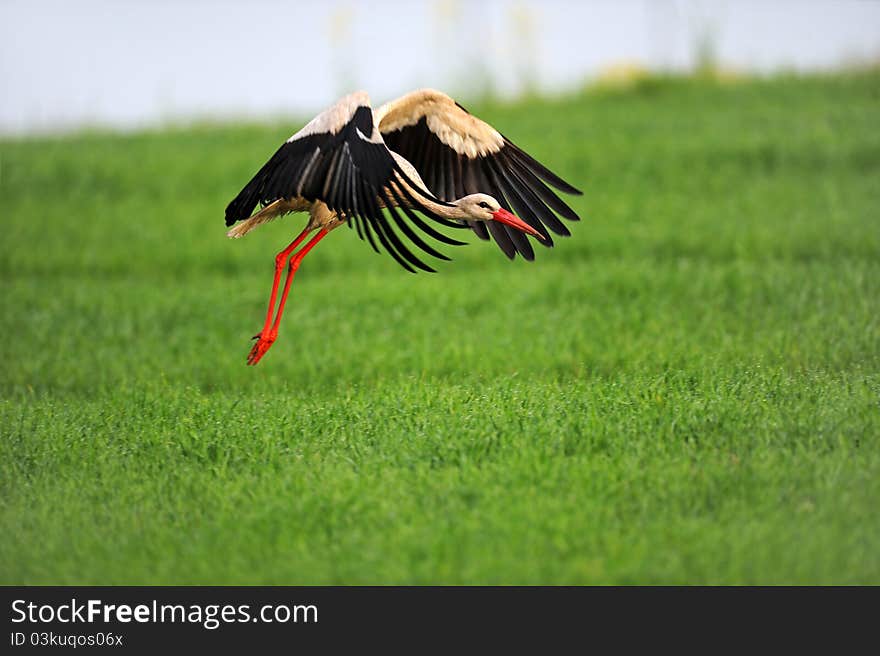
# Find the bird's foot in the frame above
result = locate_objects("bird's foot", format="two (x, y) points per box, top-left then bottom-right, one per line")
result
(247, 330), (277, 366)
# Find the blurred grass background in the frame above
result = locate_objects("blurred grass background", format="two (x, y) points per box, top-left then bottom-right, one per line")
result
(1, 71), (878, 583)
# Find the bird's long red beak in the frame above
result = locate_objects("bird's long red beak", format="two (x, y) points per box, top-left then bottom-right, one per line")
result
(492, 208), (545, 241)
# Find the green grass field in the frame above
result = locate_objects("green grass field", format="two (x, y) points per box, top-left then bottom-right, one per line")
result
(1, 71), (878, 584)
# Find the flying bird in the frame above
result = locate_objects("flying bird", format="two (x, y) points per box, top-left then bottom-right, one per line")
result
(225, 89), (582, 365)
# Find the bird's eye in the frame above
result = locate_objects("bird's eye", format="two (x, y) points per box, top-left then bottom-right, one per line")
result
(478, 202), (489, 209)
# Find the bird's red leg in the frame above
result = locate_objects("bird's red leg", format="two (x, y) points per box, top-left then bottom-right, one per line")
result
(247, 228), (330, 366)
(258, 227), (313, 334)
(269, 229), (329, 334)
(246, 227), (312, 365)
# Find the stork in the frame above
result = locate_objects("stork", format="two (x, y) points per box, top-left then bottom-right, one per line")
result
(225, 89), (582, 365)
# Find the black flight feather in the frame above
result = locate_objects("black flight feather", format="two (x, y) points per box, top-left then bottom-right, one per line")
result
(225, 103), (466, 272)
(380, 114), (582, 260)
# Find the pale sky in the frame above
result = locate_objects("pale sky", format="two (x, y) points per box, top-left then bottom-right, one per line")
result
(1, 0), (879, 135)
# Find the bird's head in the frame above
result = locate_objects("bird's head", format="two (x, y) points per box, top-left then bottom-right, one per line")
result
(454, 194), (544, 240)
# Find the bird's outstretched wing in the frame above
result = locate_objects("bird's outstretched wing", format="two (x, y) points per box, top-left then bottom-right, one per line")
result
(376, 89), (582, 261)
(225, 91), (466, 273)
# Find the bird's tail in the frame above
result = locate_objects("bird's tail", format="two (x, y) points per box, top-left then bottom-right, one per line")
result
(226, 199), (293, 238)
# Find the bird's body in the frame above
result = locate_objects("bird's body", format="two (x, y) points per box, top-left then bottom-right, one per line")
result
(226, 148), (478, 239)
(225, 88), (582, 364)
